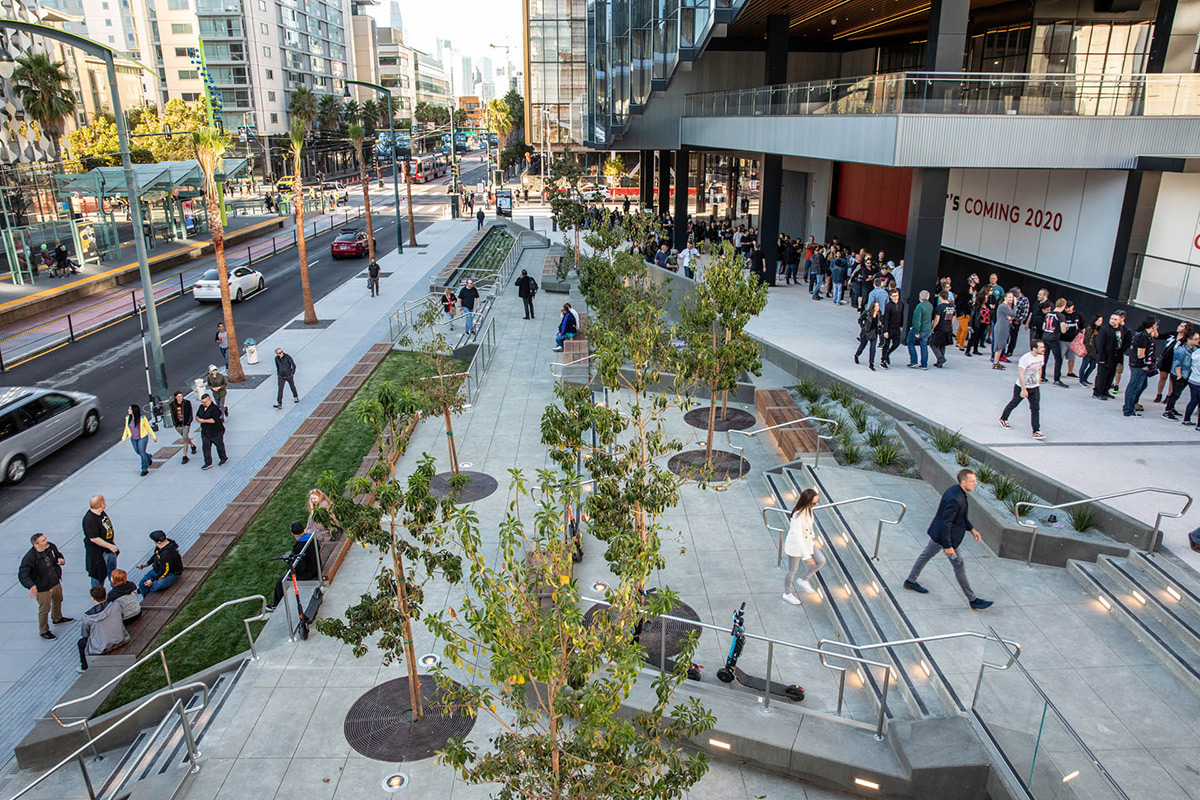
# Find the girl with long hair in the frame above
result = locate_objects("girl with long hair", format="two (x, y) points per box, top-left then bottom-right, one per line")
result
(783, 488), (826, 604)
(121, 404), (157, 476)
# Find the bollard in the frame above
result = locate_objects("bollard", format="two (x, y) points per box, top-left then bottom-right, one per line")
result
(67, 314), (75, 343)
(552, 218), (557, 232)
(528, 215), (534, 231)
(179, 273), (186, 297)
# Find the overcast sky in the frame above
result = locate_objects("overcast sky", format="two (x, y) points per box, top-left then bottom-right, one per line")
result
(368, 0), (524, 70)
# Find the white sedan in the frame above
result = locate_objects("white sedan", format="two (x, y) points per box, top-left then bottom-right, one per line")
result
(193, 265), (266, 303)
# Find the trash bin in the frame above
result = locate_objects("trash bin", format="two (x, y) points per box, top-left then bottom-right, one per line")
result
(244, 338), (259, 365)
(193, 377), (207, 398)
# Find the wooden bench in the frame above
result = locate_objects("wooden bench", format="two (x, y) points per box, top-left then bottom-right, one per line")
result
(754, 388), (831, 462)
(543, 253), (561, 278)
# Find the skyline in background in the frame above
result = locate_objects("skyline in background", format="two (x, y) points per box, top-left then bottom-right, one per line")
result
(369, 0), (523, 72)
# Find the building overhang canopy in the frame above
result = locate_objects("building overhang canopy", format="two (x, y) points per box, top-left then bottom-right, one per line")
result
(56, 158), (250, 197)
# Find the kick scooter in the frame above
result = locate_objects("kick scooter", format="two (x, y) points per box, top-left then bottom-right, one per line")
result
(716, 602), (804, 701)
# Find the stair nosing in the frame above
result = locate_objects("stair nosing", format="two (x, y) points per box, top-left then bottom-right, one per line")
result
(1101, 556), (1200, 658)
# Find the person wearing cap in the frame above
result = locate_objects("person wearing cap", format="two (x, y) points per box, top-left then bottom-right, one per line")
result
(206, 364), (229, 417)
(195, 393), (228, 469)
(136, 530), (183, 598)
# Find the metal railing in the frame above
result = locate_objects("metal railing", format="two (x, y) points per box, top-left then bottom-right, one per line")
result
(50, 595), (266, 729)
(1015, 487), (1193, 565)
(762, 495), (907, 566)
(685, 71), (1200, 118)
(8, 683), (208, 800)
(726, 416), (839, 478)
(549, 353), (595, 385)
(1128, 252), (1200, 324)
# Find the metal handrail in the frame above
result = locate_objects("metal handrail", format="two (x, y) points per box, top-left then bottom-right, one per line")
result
(549, 353), (596, 385)
(979, 626), (1133, 800)
(50, 595), (266, 726)
(1015, 487), (1192, 565)
(579, 594), (895, 738)
(9, 683), (208, 800)
(726, 415), (839, 477)
(763, 496), (907, 566)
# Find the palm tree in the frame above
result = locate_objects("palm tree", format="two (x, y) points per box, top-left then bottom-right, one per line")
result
(11, 53), (77, 163)
(486, 98), (513, 145)
(360, 99), (379, 136)
(317, 93), (342, 132)
(193, 127), (245, 382)
(289, 86), (318, 127)
(290, 117), (318, 325)
(348, 124), (376, 264)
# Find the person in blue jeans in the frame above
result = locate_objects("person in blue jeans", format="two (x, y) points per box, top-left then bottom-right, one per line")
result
(830, 253), (847, 305)
(121, 405), (157, 476)
(1123, 315), (1159, 417)
(907, 290), (933, 369)
(137, 530), (182, 598)
(553, 304), (577, 351)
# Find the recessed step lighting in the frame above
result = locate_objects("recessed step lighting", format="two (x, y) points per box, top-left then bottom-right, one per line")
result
(1098, 594), (1112, 611)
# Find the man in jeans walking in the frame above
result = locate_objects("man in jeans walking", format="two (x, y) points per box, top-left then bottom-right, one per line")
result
(18, 533), (74, 639)
(1000, 339), (1046, 440)
(273, 348), (299, 408)
(903, 469), (992, 610)
(1123, 315), (1159, 417)
(907, 290), (933, 369)
(459, 279), (480, 337)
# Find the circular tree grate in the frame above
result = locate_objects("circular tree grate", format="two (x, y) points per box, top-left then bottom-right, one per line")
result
(584, 597), (703, 659)
(429, 470), (498, 502)
(683, 406), (755, 432)
(344, 675), (476, 762)
(667, 449), (749, 482)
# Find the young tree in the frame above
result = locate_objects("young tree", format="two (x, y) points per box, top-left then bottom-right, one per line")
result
(673, 242), (768, 464)
(192, 127), (245, 382)
(548, 146), (588, 274)
(602, 153), (626, 184)
(11, 53), (76, 163)
(406, 301), (468, 475)
(288, 114), (319, 325)
(348, 123), (376, 263)
(314, 382), (462, 720)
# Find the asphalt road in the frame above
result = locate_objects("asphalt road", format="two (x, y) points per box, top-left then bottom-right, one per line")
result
(0, 155), (488, 521)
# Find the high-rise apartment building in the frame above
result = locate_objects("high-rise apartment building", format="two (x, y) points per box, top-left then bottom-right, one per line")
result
(523, 0), (586, 149)
(376, 25), (415, 118)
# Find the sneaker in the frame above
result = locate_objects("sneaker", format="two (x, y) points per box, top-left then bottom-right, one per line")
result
(1032, 431), (1045, 440)
(140, 470), (148, 477)
(1183, 419), (1194, 426)
(998, 418), (1011, 428)
(1067, 372), (1078, 378)
(795, 578), (816, 594)
(273, 403), (282, 409)
(1163, 411), (1179, 420)
(40, 631), (56, 640)
(921, 365), (929, 370)
(76, 666), (87, 674)
(868, 364), (875, 371)
(903, 580), (929, 594)
(52, 616), (75, 624)
(969, 598), (994, 610)
(202, 463), (213, 470)
(854, 355), (860, 364)
(907, 363), (919, 369)
(880, 362), (889, 369)
(182, 456), (189, 464)
(1153, 394), (1162, 403)
(1135, 403), (1144, 412)
(218, 458), (229, 466)
(1053, 380), (1069, 388)
(782, 592), (801, 606)
(265, 604), (277, 613)
(191, 444), (197, 454)
(293, 397), (300, 403)
(552, 346), (563, 352)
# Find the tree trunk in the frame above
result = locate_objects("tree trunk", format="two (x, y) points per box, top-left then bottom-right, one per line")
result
(294, 159), (318, 324)
(204, 191), (245, 382)
(705, 399), (716, 466)
(393, 546), (424, 721)
(361, 161), (376, 263)
(406, 165), (418, 247)
(444, 408), (460, 475)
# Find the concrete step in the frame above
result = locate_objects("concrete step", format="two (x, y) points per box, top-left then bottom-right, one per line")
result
(1131, 550), (1200, 621)
(1097, 555), (1200, 662)
(787, 466), (965, 721)
(1068, 559), (1200, 696)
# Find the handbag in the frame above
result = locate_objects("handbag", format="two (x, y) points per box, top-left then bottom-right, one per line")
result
(1069, 332), (1086, 358)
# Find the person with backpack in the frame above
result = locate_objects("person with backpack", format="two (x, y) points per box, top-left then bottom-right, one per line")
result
(515, 269), (538, 320)
(1040, 299), (1069, 387)
(965, 287), (990, 357)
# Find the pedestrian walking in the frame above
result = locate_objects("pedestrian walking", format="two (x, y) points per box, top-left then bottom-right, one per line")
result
(782, 488), (826, 605)
(76, 585), (129, 673)
(907, 290), (933, 369)
(169, 392), (197, 464)
(1123, 315), (1159, 417)
(459, 279), (480, 337)
(880, 288), (903, 368)
(854, 301), (882, 370)
(903, 469), (992, 609)
(83, 495), (119, 588)
(929, 292), (955, 368)
(1166, 331), (1198, 420)
(999, 340), (1046, 440)
(1092, 312), (1121, 400)
(121, 404), (157, 476)
(367, 259), (381, 297)
(136, 530), (182, 598)
(18, 533), (73, 639)
(515, 269), (537, 320)
(215, 322), (229, 369)
(273, 348), (299, 408)
(476, 208), (485, 230)
(207, 365), (229, 417)
(196, 393), (228, 469)
(440, 287), (458, 330)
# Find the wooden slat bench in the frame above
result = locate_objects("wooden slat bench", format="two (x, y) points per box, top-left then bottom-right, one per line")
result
(432, 226), (492, 289)
(754, 388), (831, 462)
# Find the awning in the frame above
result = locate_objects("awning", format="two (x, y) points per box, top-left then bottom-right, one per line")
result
(56, 158), (250, 198)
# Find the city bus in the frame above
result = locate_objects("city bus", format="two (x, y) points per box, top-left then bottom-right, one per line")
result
(410, 154), (449, 183)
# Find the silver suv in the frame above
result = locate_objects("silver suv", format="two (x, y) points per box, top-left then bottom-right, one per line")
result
(0, 387), (102, 484)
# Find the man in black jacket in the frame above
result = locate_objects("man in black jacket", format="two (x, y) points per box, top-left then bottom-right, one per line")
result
(169, 391), (197, 464)
(273, 348), (299, 408)
(267, 521), (320, 611)
(880, 288), (904, 368)
(196, 393), (227, 469)
(19, 533), (74, 638)
(903, 469), (992, 609)
(137, 530), (183, 598)
(515, 269), (537, 320)
(1093, 312), (1121, 400)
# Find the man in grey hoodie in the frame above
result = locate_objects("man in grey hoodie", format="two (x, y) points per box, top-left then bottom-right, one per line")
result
(77, 585), (130, 672)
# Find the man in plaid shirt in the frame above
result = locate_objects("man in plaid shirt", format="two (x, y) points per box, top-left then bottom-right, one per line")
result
(1008, 286), (1030, 357)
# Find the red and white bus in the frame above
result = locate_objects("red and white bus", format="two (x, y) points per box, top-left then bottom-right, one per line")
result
(410, 154), (449, 183)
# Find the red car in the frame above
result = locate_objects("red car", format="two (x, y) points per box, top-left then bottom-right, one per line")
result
(330, 228), (375, 259)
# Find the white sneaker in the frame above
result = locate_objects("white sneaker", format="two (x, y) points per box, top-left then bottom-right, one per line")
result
(782, 592), (801, 605)
(795, 578), (816, 594)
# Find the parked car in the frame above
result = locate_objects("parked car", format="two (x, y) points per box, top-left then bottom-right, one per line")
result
(0, 387), (101, 484)
(319, 181), (349, 204)
(330, 228), (375, 259)
(192, 266), (266, 303)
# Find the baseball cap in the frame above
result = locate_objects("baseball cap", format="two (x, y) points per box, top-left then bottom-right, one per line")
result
(208, 364), (218, 371)
(149, 530), (167, 542)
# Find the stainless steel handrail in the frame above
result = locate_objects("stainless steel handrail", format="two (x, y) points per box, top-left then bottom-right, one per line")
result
(1015, 487), (1192, 565)
(978, 625), (1133, 800)
(549, 353), (596, 385)
(726, 416), (839, 477)
(763, 495), (904, 566)
(51, 595), (266, 726)
(9, 682), (208, 800)
(579, 594), (895, 737)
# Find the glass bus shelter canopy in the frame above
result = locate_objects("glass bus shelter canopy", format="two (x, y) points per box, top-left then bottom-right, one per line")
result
(55, 158), (251, 198)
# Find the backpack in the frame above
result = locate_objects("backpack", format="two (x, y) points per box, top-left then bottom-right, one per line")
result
(530, 278), (538, 296)
(979, 305), (991, 326)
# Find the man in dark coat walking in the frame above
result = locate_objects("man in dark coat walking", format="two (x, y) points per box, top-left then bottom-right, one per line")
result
(196, 393), (228, 469)
(515, 269), (537, 320)
(1092, 312), (1121, 400)
(903, 469), (992, 609)
(273, 348), (299, 408)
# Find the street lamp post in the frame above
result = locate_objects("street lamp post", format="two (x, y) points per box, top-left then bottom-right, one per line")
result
(1, 19), (170, 408)
(343, 79), (403, 255)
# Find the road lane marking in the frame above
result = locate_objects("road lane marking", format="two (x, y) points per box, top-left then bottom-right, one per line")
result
(163, 326), (194, 346)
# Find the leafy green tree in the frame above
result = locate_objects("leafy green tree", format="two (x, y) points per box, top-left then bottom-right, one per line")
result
(193, 127), (245, 382)
(499, 143), (533, 171)
(343, 99), (361, 126)
(486, 98), (513, 144)
(548, 146), (588, 273)
(603, 153), (626, 181)
(405, 300), (468, 475)
(360, 99), (380, 136)
(317, 93), (343, 132)
(673, 242), (768, 463)
(348, 123), (376, 263)
(314, 382), (463, 721)
(11, 52), (76, 162)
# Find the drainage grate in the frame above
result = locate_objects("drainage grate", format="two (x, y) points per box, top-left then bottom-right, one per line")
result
(584, 598), (702, 658)
(225, 374), (272, 390)
(285, 319), (336, 329)
(429, 470), (498, 502)
(344, 676), (475, 762)
(667, 449), (749, 482)
(682, 406), (755, 432)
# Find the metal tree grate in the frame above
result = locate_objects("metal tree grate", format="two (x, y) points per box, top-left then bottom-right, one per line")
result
(344, 675), (475, 762)
(429, 470), (498, 502)
(683, 406), (755, 432)
(584, 598), (703, 659)
(667, 449), (749, 482)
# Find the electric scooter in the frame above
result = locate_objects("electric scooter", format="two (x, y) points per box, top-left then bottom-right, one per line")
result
(272, 552), (324, 640)
(716, 602), (804, 701)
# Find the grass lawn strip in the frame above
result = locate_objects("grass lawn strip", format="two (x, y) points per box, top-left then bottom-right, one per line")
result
(101, 351), (452, 712)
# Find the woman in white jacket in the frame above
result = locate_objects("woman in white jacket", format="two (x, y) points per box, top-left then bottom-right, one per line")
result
(783, 488), (826, 605)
